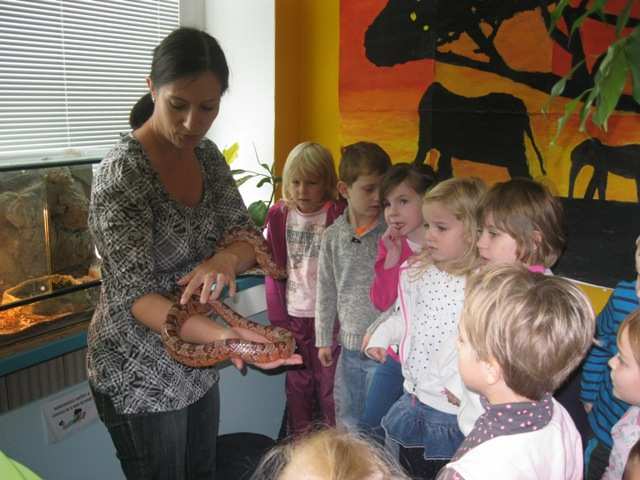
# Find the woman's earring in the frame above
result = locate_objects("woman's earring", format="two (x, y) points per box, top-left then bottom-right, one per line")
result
(151, 95), (155, 103)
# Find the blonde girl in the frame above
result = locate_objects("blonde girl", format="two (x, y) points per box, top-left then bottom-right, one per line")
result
(364, 177), (486, 470)
(250, 427), (411, 480)
(265, 142), (346, 436)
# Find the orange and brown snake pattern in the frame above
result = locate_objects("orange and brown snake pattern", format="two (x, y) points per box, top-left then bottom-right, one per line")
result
(161, 227), (294, 368)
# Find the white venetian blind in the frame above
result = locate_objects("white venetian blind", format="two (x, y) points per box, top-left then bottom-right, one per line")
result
(0, 0), (179, 163)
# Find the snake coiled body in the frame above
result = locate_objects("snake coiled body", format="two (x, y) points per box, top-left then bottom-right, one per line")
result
(161, 227), (294, 368)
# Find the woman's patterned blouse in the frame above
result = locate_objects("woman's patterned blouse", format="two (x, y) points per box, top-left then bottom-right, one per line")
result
(87, 133), (252, 414)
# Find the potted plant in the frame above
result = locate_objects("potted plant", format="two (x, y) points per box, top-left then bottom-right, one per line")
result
(223, 142), (282, 228)
(545, 0), (639, 137)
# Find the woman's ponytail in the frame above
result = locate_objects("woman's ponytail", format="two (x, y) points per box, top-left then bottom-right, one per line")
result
(129, 92), (154, 129)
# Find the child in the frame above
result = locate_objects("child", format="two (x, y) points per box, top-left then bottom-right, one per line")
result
(441, 178), (566, 437)
(581, 236), (640, 480)
(264, 141), (346, 436)
(602, 309), (640, 479)
(365, 177), (486, 465)
(361, 162), (437, 441)
(624, 438), (640, 480)
(250, 427), (411, 480)
(370, 163), (437, 311)
(315, 141), (391, 431)
(437, 263), (595, 479)
(477, 178), (564, 270)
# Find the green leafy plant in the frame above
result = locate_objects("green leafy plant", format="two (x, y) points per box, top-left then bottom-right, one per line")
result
(223, 142), (282, 228)
(544, 0), (640, 140)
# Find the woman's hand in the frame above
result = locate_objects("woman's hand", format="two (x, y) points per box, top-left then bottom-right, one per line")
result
(225, 325), (303, 371)
(178, 251), (240, 304)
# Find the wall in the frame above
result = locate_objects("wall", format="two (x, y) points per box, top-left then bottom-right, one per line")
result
(183, 0), (277, 209)
(275, 0), (340, 178)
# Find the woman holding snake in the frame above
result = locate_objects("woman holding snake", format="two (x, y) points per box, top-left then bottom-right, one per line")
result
(87, 27), (301, 480)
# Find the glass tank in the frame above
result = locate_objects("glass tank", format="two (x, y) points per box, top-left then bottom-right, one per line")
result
(0, 159), (102, 346)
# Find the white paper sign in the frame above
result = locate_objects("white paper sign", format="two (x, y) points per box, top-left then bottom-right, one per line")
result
(42, 383), (98, 444)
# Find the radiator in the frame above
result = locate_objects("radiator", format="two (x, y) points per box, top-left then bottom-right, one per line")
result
(0, 348), (87, 413)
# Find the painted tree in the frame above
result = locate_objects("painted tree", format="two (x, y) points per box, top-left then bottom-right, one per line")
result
(365, 0), (640, 129)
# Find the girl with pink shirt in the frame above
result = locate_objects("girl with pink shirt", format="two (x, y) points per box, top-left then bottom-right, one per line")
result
(264, 142), (345, 436)
(360, 163), (436, 442)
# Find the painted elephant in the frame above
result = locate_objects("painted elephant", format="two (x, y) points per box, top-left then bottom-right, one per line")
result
(413, 82), (545, 179)
(569, 138), (640, 202)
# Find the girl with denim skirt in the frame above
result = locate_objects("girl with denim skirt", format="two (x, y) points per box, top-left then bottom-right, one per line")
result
(359, 163), (436, 442)
(440, 177), (567, 437)
(364, 177), (485, 472)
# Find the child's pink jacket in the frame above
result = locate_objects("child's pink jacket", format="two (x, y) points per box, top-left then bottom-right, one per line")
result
(369, 237), (415, 312)
(264, 199), (346, 328)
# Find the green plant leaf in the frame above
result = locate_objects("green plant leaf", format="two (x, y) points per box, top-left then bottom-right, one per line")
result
(552, 93), (587, 145)
(260, 162), (272, 173)
(626, 29), (640, 103)
(542, 60), (584, 114)
(616, 0), (634, 38)
(569, 12), (589, 39)
(548, 0), (570, 34)
(248, 200), (269, 228)
(592, 44), (629, 130)
(578, 88), (597, 132)
(235, 175), (254, 187)
(222, 142), (240, 165)
(586, 0), (608, 22)
(229, 168), (248, 175)
(256, 177), (272, 188)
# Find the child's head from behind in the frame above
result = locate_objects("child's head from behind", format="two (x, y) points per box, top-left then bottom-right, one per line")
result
(478, 178), (565, 267)
(459, 264), (595, 401)
(609, 309), (640, 406)
(337, 142), (391, 221)
(251, 428), (410, 480)
(380, 163), (437, 242)
(418, 177), (486, 275)
(282, 142), (338, 213)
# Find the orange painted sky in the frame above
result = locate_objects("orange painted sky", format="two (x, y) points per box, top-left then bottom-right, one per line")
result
(339, 1), (640, 201)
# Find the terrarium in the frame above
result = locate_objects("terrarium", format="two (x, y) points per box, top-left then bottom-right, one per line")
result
(0, 159), (101, 346)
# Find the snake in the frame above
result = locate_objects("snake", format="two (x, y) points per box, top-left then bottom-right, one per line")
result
(161, 227), (295, 368)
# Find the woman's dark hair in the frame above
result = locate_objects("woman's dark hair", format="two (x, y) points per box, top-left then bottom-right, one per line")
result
(379, 162), (437, 205)
(129, 27), (230, 129)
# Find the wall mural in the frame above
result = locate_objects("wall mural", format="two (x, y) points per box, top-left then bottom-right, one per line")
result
(339, 0), (640, 287)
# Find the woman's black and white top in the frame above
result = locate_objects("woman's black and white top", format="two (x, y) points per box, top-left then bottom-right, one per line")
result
(87, 133), (252, 415)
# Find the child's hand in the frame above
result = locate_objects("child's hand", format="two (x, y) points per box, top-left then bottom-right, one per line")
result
(366, 347), (387, 363)
(318, 347), (333, 367)
(381, 226), (403, 269)
(443, 388), (461, 406)
(583, 402), (593, 413)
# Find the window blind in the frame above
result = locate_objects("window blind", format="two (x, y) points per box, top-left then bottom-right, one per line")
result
(0, 0), (179, 163)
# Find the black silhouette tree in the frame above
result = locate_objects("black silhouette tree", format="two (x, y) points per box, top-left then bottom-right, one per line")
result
(365, 0), (639, 113)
